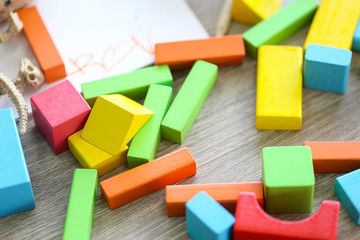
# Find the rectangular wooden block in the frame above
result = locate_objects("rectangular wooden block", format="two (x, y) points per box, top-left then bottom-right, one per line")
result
(17, 6), (66, 82)
(155, 35), (245, 70)
(127, 85), (172, 169)
(304, 0), (360, 50)
(242, 0), (318, 58)
(166, 182), (263, 217)
(100, 147), (196, 210)
(304, 141), (360, 173)
(0, 108), (35, 217)
(81, 65), (173, 107)
(256, 46), (302, 130)
(63, 169), (98, 240)
(161, 60), (218, 143)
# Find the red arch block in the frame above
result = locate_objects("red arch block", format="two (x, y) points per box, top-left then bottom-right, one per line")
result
(234, 192), (339, 240)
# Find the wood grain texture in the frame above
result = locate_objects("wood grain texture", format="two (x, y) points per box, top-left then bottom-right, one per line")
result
(1, 0), (360, 239)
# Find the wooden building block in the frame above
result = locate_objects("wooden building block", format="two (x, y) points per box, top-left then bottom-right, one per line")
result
(81, 65), (173, 107)
(186, 191), (235, 240)
(0, 108), (35, 217)
(304, 141), (360, 173)
(68, 130), (128, 177)
(352, 18), (360, 51)
(100, 147), (196, 210)
(127, 85), (172, 169)
(232, 0), (281, 25)
(63, 169), (98, 240)
(262, 146), (314, 213)
(304, 0), (360, 51)
(17, 6), (66, 82)
(234, 192), (339, 240)
(304, 44), (352, 94)
(166, 182), (263, 217)
(256, 46), (302, 130)
(242, 0), (318, 58)
(335, 169), (360, 225)
(81, 94), (153, 156)
(155, 35), (245, 70)
(161, 60), (218, 143)
(31, 80), (91, 155)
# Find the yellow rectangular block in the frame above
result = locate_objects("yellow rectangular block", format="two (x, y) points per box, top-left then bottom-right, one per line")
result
(256, 46), (303, 130)
(68, 130), (128, 177)
(304, 0), (360, 50)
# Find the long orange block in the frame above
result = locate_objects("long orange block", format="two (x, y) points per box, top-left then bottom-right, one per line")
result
(166, 182), (263, 217)
(155, 35), (245, 70)
(17, 6), (66, 82)
(304, 141), (360, 173)
(100, 147), (196, 209)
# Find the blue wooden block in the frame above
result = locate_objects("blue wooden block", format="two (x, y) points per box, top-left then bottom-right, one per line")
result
(186, 191), (235, 240)
(352, 18), (360, 52)
(0, 108), (35, 217)
(335, 169), (360, 225)
(304, 44), (352, 94)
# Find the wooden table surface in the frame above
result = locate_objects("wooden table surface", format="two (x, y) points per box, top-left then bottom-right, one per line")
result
(1, 0), (360, 239)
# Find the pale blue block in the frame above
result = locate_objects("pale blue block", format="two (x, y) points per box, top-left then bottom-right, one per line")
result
(352, 18), (360, 52)
(304, 44), (352, 94)
(186, 191), (235, 240)
(0, 108), (35, 217)
(335, 169), (360, 225)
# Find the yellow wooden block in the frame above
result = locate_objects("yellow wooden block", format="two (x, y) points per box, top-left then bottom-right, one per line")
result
(81, 94), (153, 155)
(232, 0), (282, 25)
(304, 0), (360, 50)
(68, 130), (128, 177)
(256, 46), (303, 130)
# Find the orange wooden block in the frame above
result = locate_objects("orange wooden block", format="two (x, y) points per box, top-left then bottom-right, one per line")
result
(100, 147), (196, 209)
(304, 141), (360, 173)
(166, 182), (263, 217)
(155, 35), (245, 70)
(17, 6), (66, 82)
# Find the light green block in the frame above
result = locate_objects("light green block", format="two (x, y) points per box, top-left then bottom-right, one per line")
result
(127, 84), (172, 169)
(161, 60), (218, 144)
(262, 146), (314, 213)
(63, 169), (98, 240)
(81, 65), (173, 106)
(243, 0), (318, 58)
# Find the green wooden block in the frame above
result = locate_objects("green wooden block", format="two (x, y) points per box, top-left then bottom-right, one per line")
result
(127, 84), (172, 168)
(242, 0), (318, 59)
(63, 169), (98, 240)
(161, 60), (218, 144)
(81, 65), (173, 107)
(262, 146), (314, 213)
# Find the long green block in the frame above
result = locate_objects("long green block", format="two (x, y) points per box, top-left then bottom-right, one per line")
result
(127, 84), (172, 169)
(161, 60), (218, 144)
(81, 65), (173, 106)
(63, 169), (98, 240)
(262, 146), (314, 213)
(243, 0), (318, 58)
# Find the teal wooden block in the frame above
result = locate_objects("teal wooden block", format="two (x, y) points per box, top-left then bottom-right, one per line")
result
(0, 108), (35, 217)
(186, 191), (235, 240)
(262, 146), (315, 213)
(242, 0), (318, 58)
(161, 60), (218, 144)
(127, 84), (172, 168)
(352, 18), (360, 52)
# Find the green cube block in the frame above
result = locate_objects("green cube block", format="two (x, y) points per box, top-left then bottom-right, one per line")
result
(243, 0), (318, 59)
(63, 169), (98, 240)
(161, 60), (218, 144)
(81, 65), (173, 106)
(262, 146), (315, 213)
(127, 84), (172, 168)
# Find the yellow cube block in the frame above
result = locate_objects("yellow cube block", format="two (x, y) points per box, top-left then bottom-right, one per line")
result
(68, 130), (128, 177)
(81, 94), (153, 155)
(232, 0), (282, 25)
(256, 46), (303, 130)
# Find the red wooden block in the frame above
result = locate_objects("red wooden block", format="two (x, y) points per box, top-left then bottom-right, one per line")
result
(31, 80), (91, 155)
(234, 192), (339, 240)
